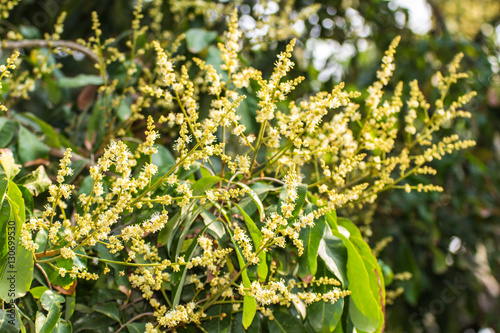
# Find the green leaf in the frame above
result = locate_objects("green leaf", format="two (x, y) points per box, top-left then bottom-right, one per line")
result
(336, 218), (386, 332)
(236, 182), (266, 222)
(30, 286), (49, 299)
(191, 176), (221, 195)
(0, 118), (16, 148)
(127, 322), (146, 333)
(18, 166), (52, 196)
(40, 290), (65, 311)
(46, 78), (62, 104)
(329, 220), (382, 332)
(18, 185), (34, 216)
(38, 290), (65, 333)
(173, 203), (208, 259)
(0, 309), (19, 333)
(204, 304), (232, 332)
(185, 28), (217, 53)
(65, 295), (76, 321)
(93, 302), (121, 323)
(152, 145), (176, 175)
(227, 225), (257, 329)
(267, 308), (308, 333)
(430, 245), (447, 274)
(57, 74), (104, 88)
(171, 224), (210, 306)
(36, 308), (61, 333)
(200, 209), (226, 240)
(306, 260), (344, 332)
(298, 208), (326, 279)
(317, 233), (348, 287)
(17, 126), (51, 164)
(232, 312), (262, 333)
(23, 113), (61, 148)
(235, 203), (267, 282)
(0, 167), (9, 275)
(0, 181), (33, 301)
(53, 319), (72, 333)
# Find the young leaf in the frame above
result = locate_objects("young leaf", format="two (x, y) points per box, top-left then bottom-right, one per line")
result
(18, 166), (52, 196)
(0, 309), (19, 333)
(329, 221), (382, 332)
(0, 118), (16, 148)
(298, 207), (326, 278)
(226, 225), (257, 329)
(17, 126), (51, 164)
(0, 181), (33, 302)
(234, 203), (268, 282)
(185, 28), (217, 53)
(23, 113), (61, 148)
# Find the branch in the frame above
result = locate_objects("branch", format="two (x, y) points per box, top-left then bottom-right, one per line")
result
(2, 39), (99, 63)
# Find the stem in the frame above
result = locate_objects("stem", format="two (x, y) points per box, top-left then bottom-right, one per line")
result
(115, 312), (155, 333)
(2, 39), (100, 63)
(75, 254), (164, 267)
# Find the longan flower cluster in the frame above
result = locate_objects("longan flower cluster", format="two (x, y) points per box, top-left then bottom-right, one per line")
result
(0, 49), (19, 112)
(0, 0), (19, 19)
(239, 277), (349, 308)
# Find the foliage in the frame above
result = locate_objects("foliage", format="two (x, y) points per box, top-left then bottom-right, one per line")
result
(0, 0), (494, 332)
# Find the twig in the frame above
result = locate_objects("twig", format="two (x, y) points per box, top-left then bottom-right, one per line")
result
(115, 312), (155, 333)
(2, 39), (100, 63)
(35, 263), (52, 290)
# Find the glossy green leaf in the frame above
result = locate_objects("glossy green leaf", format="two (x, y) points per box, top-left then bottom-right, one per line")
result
(40, 290), (65, 311)
(235, 203), (268, 282)
(36, 308), (61, 333)
(200, 209), (225, 240)
(172, 224), (210, 307)
(23, 113), (61, 148)
(204, 304), (232, 333)
(0, 181), (33, 301)
(65, 295), (76, 321)
(191, 176), (221, 195)
(298, 208), (326, 279)
(0, 118), (16, 148)
(317, 234), (348, 286)
(268, 308), (308, 333)
(152, 145), (176, 175)
(46, 78), (62, 104)
(0, 191), (9, 277)
(227, 225), (257, 329)
(30, 286), (49, 299)
(17, 126), (51, 164)
(127, 322), (146, 333)
(37, 290), (65, 333)
(18, 165), (52, 196)
(174, 203), (208, 259)
(337, 218), (386, 332)
(186, 28), (217, 53)
(53, 319), (72, 333)
(57, 74), (104, 88)
(306, 260), (344, 332)
(329, 220), (381, 332)
(18, 185), (34, 216)
(93, 302), (121, 323)
(232, 312), (262, 333)
(236, 182), (266, 221)
(0, 309), (19, 333)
